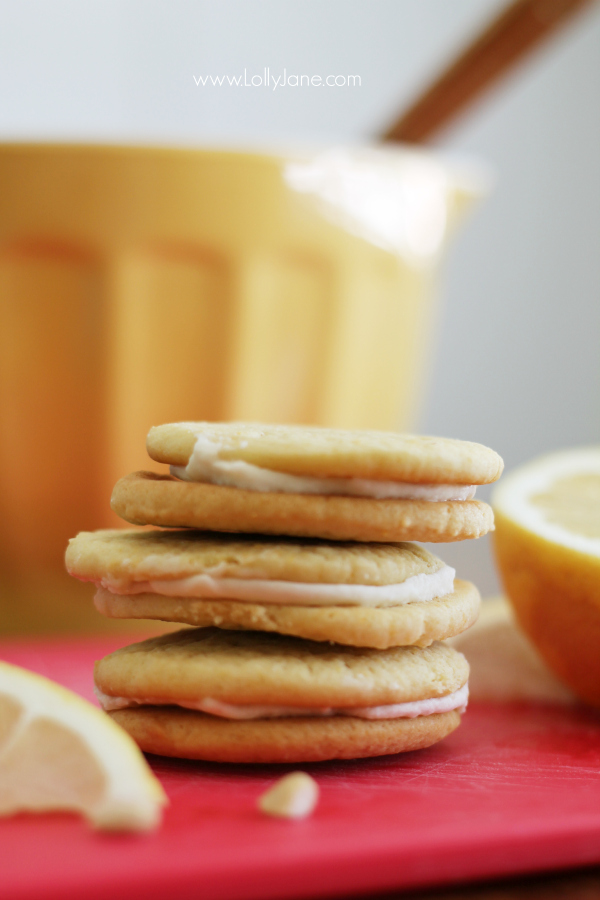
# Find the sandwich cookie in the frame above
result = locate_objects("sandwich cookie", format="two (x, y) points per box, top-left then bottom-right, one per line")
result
(66, 530), (480, 649)
(95, 628), (470, 763)
(111, 422), (503, 542)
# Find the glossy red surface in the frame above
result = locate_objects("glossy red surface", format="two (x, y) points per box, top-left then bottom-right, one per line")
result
(2, 636), (600, 900)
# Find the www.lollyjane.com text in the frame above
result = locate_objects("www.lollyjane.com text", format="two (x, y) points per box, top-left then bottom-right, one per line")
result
(193, 69), (361, 90)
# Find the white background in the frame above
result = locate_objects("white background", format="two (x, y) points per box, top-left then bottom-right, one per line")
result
(1, 0), (599, 593)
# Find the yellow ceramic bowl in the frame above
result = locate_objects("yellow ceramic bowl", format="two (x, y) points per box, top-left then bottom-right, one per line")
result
(0, 143), (482, 631)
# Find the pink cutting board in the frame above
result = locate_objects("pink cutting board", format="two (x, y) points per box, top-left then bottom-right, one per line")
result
(2, 635), (600, 900)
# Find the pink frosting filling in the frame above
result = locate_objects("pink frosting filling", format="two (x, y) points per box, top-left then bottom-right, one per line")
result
(96, 683), (469, 720)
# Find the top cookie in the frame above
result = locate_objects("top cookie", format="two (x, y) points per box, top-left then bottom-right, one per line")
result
(147, 422), (503, 486)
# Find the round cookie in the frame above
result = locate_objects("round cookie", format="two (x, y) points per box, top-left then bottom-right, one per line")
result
(147, 422), (503, 484)
(110, 472), (494, 542)
(65, 529), (445, 587)
(108, 707), (461, 763)
(94, 580), (480, 650)
(94, 629), (469, 708)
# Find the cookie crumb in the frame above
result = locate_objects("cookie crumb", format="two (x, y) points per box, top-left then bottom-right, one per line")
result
(258, 771), (319, 819)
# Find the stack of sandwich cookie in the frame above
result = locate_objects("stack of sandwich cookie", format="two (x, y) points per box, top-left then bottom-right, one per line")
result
(66, 422), (503, 763)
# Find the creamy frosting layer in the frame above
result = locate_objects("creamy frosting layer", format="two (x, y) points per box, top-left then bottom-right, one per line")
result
(96, 683), (469, 720)
(171, 435), (476, 501)
(97, 564), (455, 608)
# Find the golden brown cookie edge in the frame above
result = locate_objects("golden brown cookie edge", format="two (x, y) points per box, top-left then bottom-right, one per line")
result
(108, 706), (461, 763)
(94, 579), (480, 650)
(111, 472), (494, 543)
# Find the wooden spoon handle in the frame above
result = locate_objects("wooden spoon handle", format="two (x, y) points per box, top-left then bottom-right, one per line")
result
(382, 0), (595, 144)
